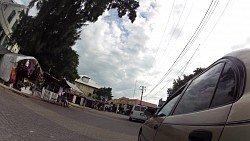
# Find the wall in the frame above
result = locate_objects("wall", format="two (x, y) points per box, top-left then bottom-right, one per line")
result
(75, 82), (97, 98)
(0, 1), (26, 53)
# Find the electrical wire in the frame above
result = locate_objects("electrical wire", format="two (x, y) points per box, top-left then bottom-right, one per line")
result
(145, 0), (231, 100)
(156, 0), (190, 66)
(141, 0), (177, 87)
(144, 43), (201, 99)
(143, 0), (194, 87)
(145, 0), (218, 97)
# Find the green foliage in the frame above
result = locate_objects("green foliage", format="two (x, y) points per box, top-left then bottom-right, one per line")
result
(167, 67), (206, 97)
(10, 0), (139, 82)
(96, 87), (113, 101)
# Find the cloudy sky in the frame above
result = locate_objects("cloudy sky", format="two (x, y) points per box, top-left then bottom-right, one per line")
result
(15, 0), (250, 104)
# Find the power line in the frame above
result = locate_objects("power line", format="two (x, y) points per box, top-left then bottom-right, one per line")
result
(145, 0), (218, 97)
(153, 0), (176, 59)
(145, 0), (230, 100)
(146, 0), (220, 99)
(143, 0), (194, 87)
(156, 0), (190, 66)
(142, 0), (176, 87)
(201, 0), (232, 45)
(174, 0), (231, 77)
(145, 44), (201, 99)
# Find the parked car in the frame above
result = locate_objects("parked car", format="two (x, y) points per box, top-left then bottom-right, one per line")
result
(129, 105), (148, 121)
(124, 109), (132, 116)
(138, 49), (250, 141)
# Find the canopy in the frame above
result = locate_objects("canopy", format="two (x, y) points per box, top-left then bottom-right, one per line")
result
(0, 53), (39, 82)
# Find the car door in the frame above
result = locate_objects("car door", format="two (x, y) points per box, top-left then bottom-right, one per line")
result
(153, 61), (238, 141)
(139, 85), (185, 141)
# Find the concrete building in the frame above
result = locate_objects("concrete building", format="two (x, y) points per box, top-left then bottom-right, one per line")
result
(75, 75), (100, 108)
(0, 0), (27, 53)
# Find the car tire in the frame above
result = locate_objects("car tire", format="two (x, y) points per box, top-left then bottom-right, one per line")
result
(129, 117), (132, 121)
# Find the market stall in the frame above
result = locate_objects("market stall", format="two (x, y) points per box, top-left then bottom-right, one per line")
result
(0, 53), (43, 92)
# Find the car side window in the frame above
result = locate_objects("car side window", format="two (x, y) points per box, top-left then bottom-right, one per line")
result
(210, 63), (236, 107)
(173, 63), (224, 115)
(157, 94), (181, 117)
(141, 107), (147, 112)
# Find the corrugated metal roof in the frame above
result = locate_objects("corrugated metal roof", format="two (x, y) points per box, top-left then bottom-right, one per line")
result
(66, 81), (83, 94)
(75, 75), (100, 89)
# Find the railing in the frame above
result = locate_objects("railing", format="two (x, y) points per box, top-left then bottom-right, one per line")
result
(41, 88), (58, 102)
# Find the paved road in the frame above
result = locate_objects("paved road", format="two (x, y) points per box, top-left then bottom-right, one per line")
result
(0, 86), (142, 141)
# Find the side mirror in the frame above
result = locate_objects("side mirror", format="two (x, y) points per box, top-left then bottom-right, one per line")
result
(144, 108), (156, 118)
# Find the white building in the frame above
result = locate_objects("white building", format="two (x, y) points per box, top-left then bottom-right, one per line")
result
(0, 0), (27, 53)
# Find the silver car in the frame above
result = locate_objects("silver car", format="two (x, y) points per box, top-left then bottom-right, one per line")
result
(139, 48), (250, 141)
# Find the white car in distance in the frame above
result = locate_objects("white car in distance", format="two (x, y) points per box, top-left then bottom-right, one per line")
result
(129, 105), (148, 122)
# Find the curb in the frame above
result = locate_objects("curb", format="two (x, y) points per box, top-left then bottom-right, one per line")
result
(0, 83), (96, 111)
(0, 83), (31, 98)
(68, 102), (94, 111)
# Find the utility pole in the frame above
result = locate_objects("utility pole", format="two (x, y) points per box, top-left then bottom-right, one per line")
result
(140, 86), (146, 105)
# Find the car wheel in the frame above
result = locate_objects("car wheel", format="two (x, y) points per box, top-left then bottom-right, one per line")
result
(129, 117), (132, 121)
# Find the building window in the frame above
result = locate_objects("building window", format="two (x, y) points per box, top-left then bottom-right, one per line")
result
(0, 26), (5, 43)
(8, 10), (16, 23)
(11, 20), (18, 31)
(19, 10), (25, 18)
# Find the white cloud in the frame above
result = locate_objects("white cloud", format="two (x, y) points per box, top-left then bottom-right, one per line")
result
(15, 0), (250, 105)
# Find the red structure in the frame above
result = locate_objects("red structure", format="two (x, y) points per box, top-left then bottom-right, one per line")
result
(111, 97), (157, 108)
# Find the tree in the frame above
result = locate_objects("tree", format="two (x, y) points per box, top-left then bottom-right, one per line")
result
(167, 67), (206, 98)
(96, 87), (113, 101)
(10, 0), (139, 82)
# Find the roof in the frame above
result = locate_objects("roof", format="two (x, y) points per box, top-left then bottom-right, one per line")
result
(75, 75), (100, 89)
(4, 53), (37, 62)
(66, 81), (83, 94)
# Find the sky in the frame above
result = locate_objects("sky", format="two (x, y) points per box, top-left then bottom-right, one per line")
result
(15, 0), (250, 105)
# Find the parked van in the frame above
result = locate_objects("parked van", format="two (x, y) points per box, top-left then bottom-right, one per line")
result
(129, 105), (148, 121)
(138, 49), (250, 141)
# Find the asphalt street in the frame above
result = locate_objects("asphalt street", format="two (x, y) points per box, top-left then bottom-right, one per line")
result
(0, 86), (142, 141)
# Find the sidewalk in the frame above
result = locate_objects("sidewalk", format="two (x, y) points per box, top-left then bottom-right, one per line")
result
(0, 82), (31, 98)
(0, 83), (96, 111)
(0, 83), (128, 119)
